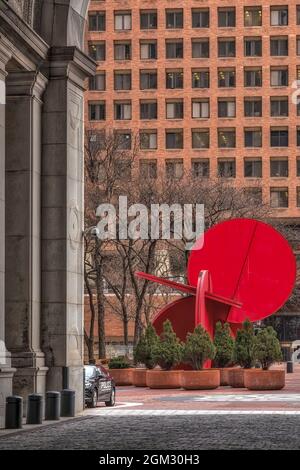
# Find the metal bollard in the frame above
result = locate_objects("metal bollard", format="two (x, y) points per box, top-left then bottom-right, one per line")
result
(26, 393), (43, 424)
(5, 396), (23, 429)
(287, 361), (294, 374)
(60, 389), (75, 417)
(45, 391), (60, 421)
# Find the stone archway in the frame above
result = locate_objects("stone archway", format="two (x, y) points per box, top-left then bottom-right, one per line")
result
(0, 0), (95, 426)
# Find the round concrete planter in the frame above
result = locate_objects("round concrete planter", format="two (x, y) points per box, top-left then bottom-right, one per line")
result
(244, 369), (285, 391)
(228, 368), (245, 388)
(146, 370), (182, 389)
(108, 368), (133, 386)
(132, 368), (147, 387)
(181, 370), (220, 390)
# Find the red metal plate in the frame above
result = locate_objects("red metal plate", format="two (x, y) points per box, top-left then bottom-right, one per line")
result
(188, 219), (296, 323)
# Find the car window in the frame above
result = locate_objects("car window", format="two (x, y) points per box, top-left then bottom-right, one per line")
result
(99, 366), (108, 377)
(85, 366), (96, 379)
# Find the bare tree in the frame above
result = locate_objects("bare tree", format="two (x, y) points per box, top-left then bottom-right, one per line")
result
(84, 127), (139, 360)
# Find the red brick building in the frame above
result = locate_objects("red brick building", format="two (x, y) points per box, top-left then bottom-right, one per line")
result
(84, 1), (300, 359)
(85, 0), (300, 217)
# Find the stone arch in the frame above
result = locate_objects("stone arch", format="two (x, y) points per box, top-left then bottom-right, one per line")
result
(7, 0), (90, 50)
(37, 0), (90, 50)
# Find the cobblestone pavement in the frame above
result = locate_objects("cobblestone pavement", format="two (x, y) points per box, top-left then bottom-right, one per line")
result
(0, 414), (300, 449)
(0, 366), (299, 450)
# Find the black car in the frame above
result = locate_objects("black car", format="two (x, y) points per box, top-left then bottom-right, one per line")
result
(84, 365), (116, 408)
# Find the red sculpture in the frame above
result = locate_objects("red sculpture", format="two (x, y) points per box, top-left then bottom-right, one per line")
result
(136, 219), (296, 365)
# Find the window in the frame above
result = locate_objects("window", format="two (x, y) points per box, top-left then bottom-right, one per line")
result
(140, 130), (157, 150)
(244, 158), (262, 177)
(270, 97), (288, 117)
(192, 159), (209, 178)
(192, 100), (210, 118)
(166, 101), (184, 119)
(218, 129), (236, 148)
(116, 160), (132, 180)
(166, 71), (183, 89)
(192, 69), (209, 88)
(140, 101), (157, 120)
(297, 128), (300, 146)
(297, 158), (300, 176)
(114, 101), (132, 120)
(244, 98), (262, 117)
(89, 73), (105, 91)
(297, 187), (300, 207)
(140, 41), (157, 60)
(270, 7), (288, 26)
(270, 159), (288, 177)
(270, 188), (288, 208)
(192, 9), (209, 28)
(166, 130), (183, 149)
(115, 131), (132, 150)
(140, 70), (157, 90)
(218, 159), (236, 177)
(244, 128), (262, 147)
(297, 37), (300, 56)
(89, 42), (105, 61)
(114, 71), (131, 90)
(140, 160), (157, 179)
(89, 101), (105, 121)
(88, 131), (105, 152)
(166, 40), (183, 59)
(166, 10), (183, 29)
(244, 38), (262, 56)
(244, 188), (263, 204)
(270, 68), (288, 86)
(270, 128), (288, 147)
(114, 41), (131, 60)
(192, 130), (209, 148)
(166, 160), (184, 179)
(297, 6), (300, 25)
(89, 12), (105, 31)
(244, 7), (262, 27)
(244, 68), (262, 87)
(218, 99), (236, 118)
(192, 39), (209, 58)
(218, 39), (235, 57)
(218, 69), (235, 87)
(218, 8), (236, 27)
(140, 11), (157, 29)
(270, 37), (288, 56)
(115, 12), (131, 30)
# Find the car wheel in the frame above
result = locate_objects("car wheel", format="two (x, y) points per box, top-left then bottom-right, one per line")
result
(105, 388), (115, 407)
(89, 389), (98, 408)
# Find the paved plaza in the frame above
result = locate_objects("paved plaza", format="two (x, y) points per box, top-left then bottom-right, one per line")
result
(0, 366), (299, 450)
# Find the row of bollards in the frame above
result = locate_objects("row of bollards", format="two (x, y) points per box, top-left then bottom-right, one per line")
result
(5, 389), (75, 429)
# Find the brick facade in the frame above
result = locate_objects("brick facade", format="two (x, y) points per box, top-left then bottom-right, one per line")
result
(85, 0), (300, 217)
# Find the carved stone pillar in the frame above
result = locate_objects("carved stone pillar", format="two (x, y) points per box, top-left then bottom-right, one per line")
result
(41, 47), (95, 413)
(5, 70), (48, 403)
(0, 42), (15, 429)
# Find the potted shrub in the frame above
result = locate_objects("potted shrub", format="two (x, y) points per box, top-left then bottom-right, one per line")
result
(244, 326), (284, 390)
(229, 319), (255, 388)
(146, 320), (183, 389)
(132, 324), (159, 387)
(108, 356), (133, 386)
(213, 322), (235, 386)
(181, 325), (219, 390)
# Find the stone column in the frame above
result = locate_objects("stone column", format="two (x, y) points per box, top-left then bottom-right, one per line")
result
(41, 47), (95, 413)
(5, 71), (48, 403)
(0, 42), (15, 429)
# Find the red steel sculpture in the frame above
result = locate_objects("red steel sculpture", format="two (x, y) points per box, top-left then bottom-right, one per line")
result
(136, 219), (296, 366)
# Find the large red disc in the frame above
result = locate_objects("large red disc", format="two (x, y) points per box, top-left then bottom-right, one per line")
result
(187, 219), (296, 323)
